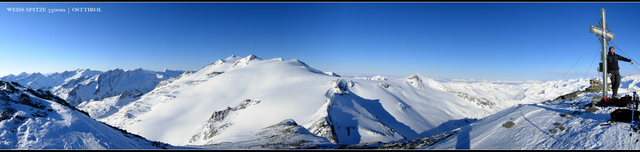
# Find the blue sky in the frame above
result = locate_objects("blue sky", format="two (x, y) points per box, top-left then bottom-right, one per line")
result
(1, 2), (640, 81)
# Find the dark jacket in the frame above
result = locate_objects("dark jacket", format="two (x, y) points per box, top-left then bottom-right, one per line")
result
(607, 52), (632, 71)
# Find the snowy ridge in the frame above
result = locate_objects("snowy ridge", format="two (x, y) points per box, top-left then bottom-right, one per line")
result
(0, 68), (185, 119)
(439, 78), (594, 112)
(0, 81), (173, 149)
(1, 68), (184, 106)
(354, 75), (388, 81)
(324, 72), (341, 77)
(0, 69), (102, 91)
(371, 75), (388, 81)
(311, 79), (406, 144)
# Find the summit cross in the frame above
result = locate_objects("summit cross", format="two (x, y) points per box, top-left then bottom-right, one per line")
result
(589, 8), (616, 107)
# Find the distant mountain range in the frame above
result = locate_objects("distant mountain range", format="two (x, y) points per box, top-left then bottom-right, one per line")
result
(0, 68), (185, 119)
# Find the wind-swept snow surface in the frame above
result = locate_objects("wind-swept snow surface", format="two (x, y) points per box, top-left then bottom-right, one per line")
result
(0, 81), (173, 149)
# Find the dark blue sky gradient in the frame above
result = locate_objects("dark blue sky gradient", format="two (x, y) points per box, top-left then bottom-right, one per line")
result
(2, 2), (640, 81)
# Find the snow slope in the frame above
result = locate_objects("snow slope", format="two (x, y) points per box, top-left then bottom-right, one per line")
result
(98, 55), (497, 146)
(288, 76), (640, 150)
(0, 81), (174, 149)
(427, 82), (640, 150)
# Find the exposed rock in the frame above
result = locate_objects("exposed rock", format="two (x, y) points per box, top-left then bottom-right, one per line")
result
(586, 107), (599, 113)
(502, 121), (516, 129)
(406, 75), (422, 90)
(189, 99), (262, 144)
(553, 79), (607, 101)
(380, 83), (389, 89)
(303, 130), (456, 149)
(440, 86), (496, 109)
(557, 126), (567, 131)
(326, 79), (352, 96)
(207, 71), (224, 78)
(204, 119), (332, 149)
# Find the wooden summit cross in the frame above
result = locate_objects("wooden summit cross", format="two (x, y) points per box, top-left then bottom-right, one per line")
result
(590, 8), (616, 107)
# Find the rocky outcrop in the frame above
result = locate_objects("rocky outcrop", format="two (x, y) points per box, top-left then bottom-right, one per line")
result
(406, 75), (422, 90)
(303, 130), (456, 149)
(438, 85), (496, 109)
(189, 99), (262, 144)
(553, 79), (605, 101)
(203, 119), (333, 149)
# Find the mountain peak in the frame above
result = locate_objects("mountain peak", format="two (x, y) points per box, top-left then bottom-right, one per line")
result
(371, 75), (388, 81)
(246, 54), (258, 60)
(278, 119), (298, 126)
(232, 54), (261, 66)
(17, 72), (29, 77)
(224, 55), (240, 61)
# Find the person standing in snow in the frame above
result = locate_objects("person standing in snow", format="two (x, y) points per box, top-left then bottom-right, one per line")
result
(607, 46), (633, 99)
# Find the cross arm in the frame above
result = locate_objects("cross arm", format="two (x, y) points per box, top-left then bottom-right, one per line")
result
(590, 25), (616, 40)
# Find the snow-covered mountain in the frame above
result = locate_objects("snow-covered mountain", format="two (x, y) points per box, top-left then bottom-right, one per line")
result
(0, 68), (185, 119)
(92, 55), (490, 146)
(0, 81), (174, 149)
(91, 54), (595, 147)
